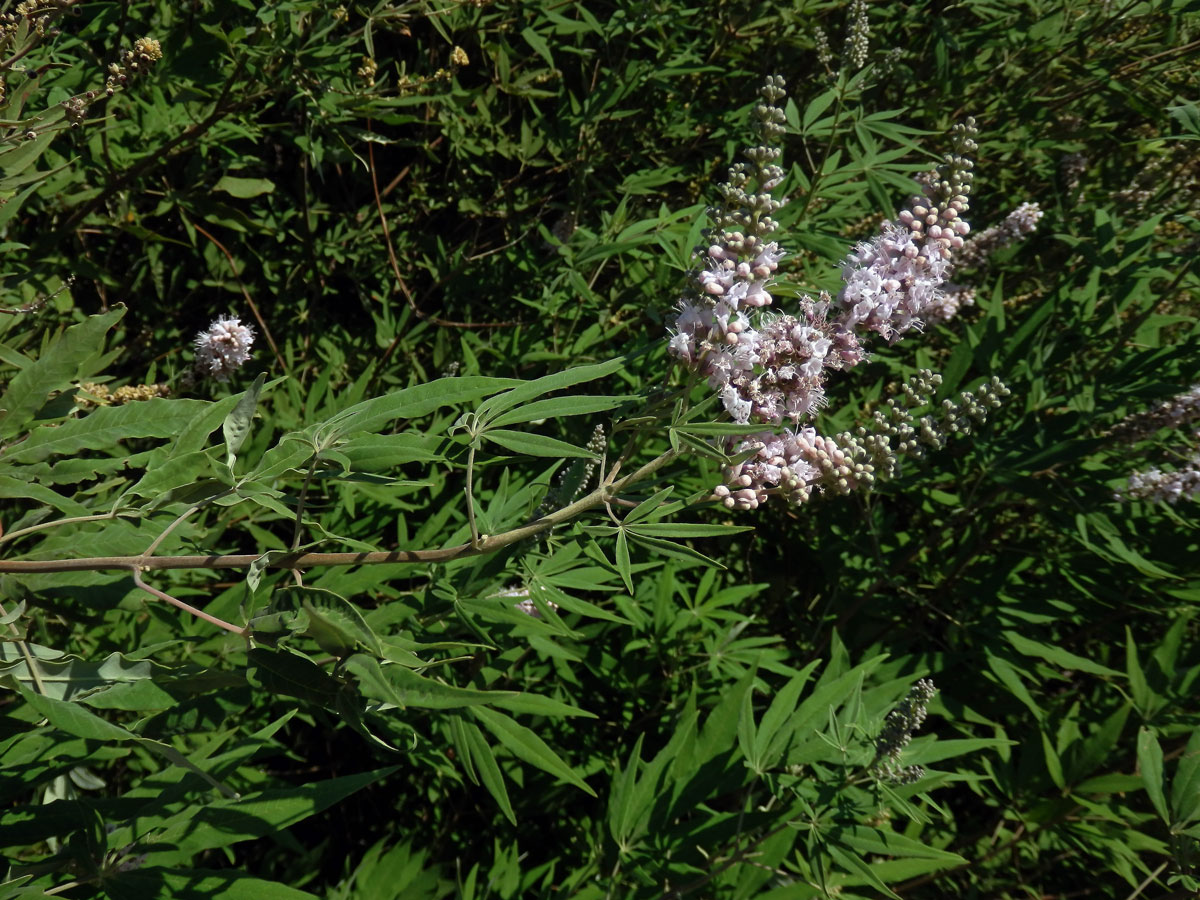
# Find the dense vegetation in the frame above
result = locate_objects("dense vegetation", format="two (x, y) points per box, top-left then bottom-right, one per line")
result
(1, 0), (1198, 897)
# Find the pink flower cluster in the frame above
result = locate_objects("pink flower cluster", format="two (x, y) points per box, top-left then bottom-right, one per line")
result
(836, 200), (971, 340)
(669, 172), (974, 431)
(194, 315), (255, 382)
(666, 84), (984, 510)
(1117, 452), (1200, 504)
(668, 190), (971, 429)
(669, 251), (866, 424)
(955, 202), (1043, 269)
(714, 427), (862, 511)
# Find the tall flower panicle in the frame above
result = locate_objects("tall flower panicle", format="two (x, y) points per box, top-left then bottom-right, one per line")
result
(928, 201), (1044, 321)
(842, 0), (871, 71)
(812, 26), (834, 72)
(714, 372), (1009, 510)
(871, 678), (937, 784)
(666, 75), (795, 424)
(194, 315), (255, 382)
(1116, 450), (1200, 505)
(1108, 384), (1200, 444)
(954, 202), (1043, 269)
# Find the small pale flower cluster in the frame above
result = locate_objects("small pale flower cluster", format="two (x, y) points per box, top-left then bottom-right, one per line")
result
(715, 372), (1009, 510)
(1060, 152), (1088, 194)
(492, 587), (559, 619)
(105, 36), (163, 94)
(1112, 385), (1200, 505)
(3, 0), (68, 41)
(356, 56), (377, 87)
(812, 26), (834, 72)
(61, 92), (96, 127)
(954, 202), (1043, 269)
(1108, 384), (1200, 443)
(871, 678), (937, 785)
(877, 47), (904, 77)
(194, 315), (255, 382)
(925, 201), (1043, 321)
(842, 0), (870, 70)
(76, 381), (169, 408)
(1116, 447), (1200, 505)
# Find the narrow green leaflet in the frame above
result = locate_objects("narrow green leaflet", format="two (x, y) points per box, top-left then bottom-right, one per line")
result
(486, 394), (628, 428)
(481, 429), (597, 459)
(18, 688), (237, 798)
(1003, 631), (1122, 678)
(607, 732), (647, 849)
(1170, 728), (1200, 828)
(528, 579), (631, 625)
(473, 358), (625, 424)
(488, 692), (596, 719)
(125, 449), (216, 499)
(336, 432), (447, 471)
(749, 659), (821, 773)
(0, 475), (88, 514)
(468, 706), (596, 796)
(627, 523), (754, 538)
(321, 376), (520, 440)
(345, 655), (516, 709)
(1137, 727), (1169, 824)
(223, 371), (267, 471)
(459, 718), (516, 825)
(614, 530), (633, 594)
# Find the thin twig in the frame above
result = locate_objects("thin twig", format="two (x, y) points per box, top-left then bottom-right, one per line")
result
(1, 449), (683, 576)
(0, 510), (128, 547)
(465, 445), (482, 547)
(130, 567), (246, 635)
(365, 121), (514, 331)
(291, 456), (320, 551)
(142, 496), (223, 559)
(0, 599), (48, 695)
(1123, 861), (1169, 900)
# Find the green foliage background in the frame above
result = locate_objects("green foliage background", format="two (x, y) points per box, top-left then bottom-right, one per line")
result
(1, 0), (1199, 897)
